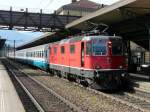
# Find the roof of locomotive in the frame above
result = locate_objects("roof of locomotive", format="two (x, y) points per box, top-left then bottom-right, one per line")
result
(82, 35), (122, 41)
(58, 35), (122, 45)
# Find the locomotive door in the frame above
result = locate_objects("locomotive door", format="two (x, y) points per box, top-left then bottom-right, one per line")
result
(81, 42), (84, 67)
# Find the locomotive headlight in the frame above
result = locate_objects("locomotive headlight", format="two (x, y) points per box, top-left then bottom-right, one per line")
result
(119, 65), (123, 69)
(95, 65), (100, 69)
(121, 73), (125, 77)
(94, 64), (101, 69)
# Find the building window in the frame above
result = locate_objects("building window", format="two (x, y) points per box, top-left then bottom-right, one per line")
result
(61, 46), (65, 54)
(70, 45), (75, 54)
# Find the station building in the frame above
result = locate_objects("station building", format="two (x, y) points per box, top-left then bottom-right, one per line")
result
(56, 0), (105, 16)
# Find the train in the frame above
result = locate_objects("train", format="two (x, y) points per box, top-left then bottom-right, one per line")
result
(8, 35), (128, 90)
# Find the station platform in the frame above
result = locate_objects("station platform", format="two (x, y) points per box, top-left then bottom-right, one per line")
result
(130, 73), (150, 93)
(0, 60), (25, 112)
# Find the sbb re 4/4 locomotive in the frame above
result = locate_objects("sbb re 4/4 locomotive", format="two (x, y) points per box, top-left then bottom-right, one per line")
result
(49, 35), (128, 90)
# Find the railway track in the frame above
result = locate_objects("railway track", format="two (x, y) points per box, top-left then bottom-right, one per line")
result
(3, 60), (82, 112)
(134, 90), (150, 100)
(109, 91), (150, 112)
(1, 61), (39, 112)
(6, 59), (149, 112)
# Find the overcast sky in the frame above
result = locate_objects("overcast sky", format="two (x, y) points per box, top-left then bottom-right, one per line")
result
(0, 0), (120, 13)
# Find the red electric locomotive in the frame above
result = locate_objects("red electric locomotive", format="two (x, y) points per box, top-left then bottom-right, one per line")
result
(49, 35), (128, 90)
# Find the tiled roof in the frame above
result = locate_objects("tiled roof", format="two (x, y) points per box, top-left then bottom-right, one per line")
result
(57, 0), (105, 13)
(64, 0), (101, 9)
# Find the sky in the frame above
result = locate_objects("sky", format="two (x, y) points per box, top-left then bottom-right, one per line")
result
(0, 0), (119, 13)
(0, 30), (44, 47)
(0, 0), (119, 46)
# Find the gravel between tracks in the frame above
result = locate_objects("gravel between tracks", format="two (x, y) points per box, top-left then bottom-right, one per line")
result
(11, 60), (143, 112)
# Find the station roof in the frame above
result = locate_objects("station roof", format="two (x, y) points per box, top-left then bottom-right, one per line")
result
(0, 39), (6, 48)
(16, 29), (77, 50)
(66, 0), (150, 50)
(66, 0), (150, 30)
(17, 33), (55, 50)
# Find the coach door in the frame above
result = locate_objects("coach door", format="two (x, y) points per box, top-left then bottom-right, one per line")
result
(45, 45), (50, 63)
(81, 42), (85, 67)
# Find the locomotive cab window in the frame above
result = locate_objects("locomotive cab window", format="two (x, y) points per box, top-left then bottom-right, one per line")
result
(61, 46), (65, 54)
(70, 45), (75, 54)
(112, 39), (123, 55)
(92, 39), (107, 55)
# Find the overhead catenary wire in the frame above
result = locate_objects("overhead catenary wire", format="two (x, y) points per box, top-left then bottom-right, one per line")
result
(36, 0), (45, 9)
(43, 0), (54, 9)
(36, 0), (54, 10)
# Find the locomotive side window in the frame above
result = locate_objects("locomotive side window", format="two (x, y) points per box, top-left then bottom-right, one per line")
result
(61, 46), (65, 54)
(54, 47), (57, 54)
(70, 45), (75, 54)
(92, 39), (107, 55)
(86, 42), (92, 55)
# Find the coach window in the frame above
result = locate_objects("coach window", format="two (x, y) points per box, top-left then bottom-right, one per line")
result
(70, 45), (75, 54)
(41, 51), (43, 58)
(86, 42), (92, 55)
(40, 51), (42, 58)
(42, 51), (43, 57)
(61, 46), (65, 54)
(37, 51), (39, 57)
(35, 51), (37, 57)
(40, 51), (42, 57)
(36, 51), (37, 57)
(39, 51), (41, 57)
(42, 51), (44, 58)
(54, 47), (57, 54)
(41, 51), (42, 57)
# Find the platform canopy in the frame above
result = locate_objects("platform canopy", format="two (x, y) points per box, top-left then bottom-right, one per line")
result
(17, 29), (76, 50)
(66, 0), (150, 30)
(0, 39), (6, 48)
